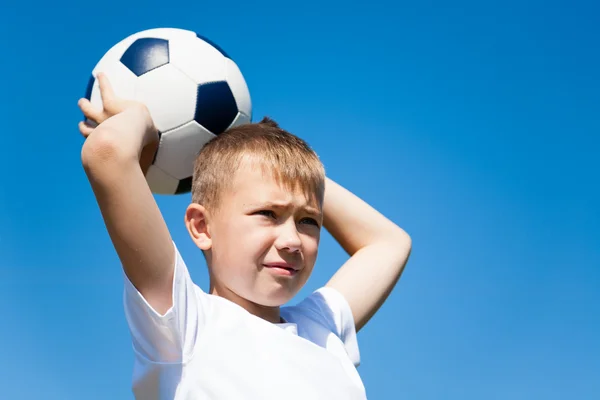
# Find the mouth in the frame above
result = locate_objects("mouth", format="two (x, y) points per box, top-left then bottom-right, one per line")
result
(263, 263), (299, 276)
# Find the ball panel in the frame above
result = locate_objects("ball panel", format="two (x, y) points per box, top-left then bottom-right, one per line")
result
(90, 61), (138, 103)
(194, 81), (238, 134)
(92, 28), (192, 77)
(134, 64), (198, 133)
(132, 28), (195, 41)
(224, 58), (252, 119)
(151, 130), (163, 164)
(175, 177), (193, 194)
(153, 121), (216, 180)
(82, 75), (95, 123)
(195, 33), (230, 59)
(169, 37), (227, 85)
(84, 75), (94, 100)
(120, 38), (170, 77)
(145, 164), (179, 195)
(228, 111), (251, 131)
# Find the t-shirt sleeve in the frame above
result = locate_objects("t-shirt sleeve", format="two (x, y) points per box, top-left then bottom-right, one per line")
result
(299, 286), (361, 367)
(123, 241), (207, 364)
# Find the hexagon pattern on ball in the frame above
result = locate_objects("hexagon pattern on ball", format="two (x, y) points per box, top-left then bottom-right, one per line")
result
(120, 38), (170, 77)
(136, 28), (195, 41)
(145, 164), (179, 195)
(168, 36), (227, 85)
(85, 27), (252, 195)
(153, 121), (216, 181)
(134, 63), (198, 134)
(89, 61), (137, 105)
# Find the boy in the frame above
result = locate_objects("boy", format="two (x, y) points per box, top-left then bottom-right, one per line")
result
(78, 73), (412, 399)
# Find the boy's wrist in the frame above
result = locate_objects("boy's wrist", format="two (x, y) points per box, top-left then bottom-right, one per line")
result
(82, 106), (157, 164)
(81, 131), (139, 173)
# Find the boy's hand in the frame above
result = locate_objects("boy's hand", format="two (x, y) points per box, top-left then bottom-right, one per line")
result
(78, 73), (158, 174)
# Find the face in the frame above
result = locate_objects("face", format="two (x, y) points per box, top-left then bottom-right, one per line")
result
(187, 161), (322, 309)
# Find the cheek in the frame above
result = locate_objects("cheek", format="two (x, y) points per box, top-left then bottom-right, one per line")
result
(302, 234), (320, 260)
(222, 222), (274, 263)
(211, 220), (245, 267)
(247, 228), (277, 258)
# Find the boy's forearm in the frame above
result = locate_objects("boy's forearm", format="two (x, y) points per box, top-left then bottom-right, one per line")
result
(322, 177), (410, 254)
(83, 149), (175, 314)
(80, 108), (173, 315)
(323, 177), (411, 332)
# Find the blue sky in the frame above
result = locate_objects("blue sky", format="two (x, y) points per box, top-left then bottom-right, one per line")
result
(1, 0), (599, 399)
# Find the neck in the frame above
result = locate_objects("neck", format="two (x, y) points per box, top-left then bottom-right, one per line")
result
(209, 283), (281, 324)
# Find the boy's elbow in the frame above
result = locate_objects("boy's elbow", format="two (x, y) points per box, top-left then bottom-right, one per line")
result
(81, 129), (133, 173)
(381, 227), (411, 261)
(368, 225), (411, 255)
(393, 227), (412, 252)
(371, 227), (411, 262)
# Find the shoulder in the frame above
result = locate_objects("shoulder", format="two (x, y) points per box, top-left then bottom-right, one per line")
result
(282, 286), (360, 366)
(285, 287), (351, 328)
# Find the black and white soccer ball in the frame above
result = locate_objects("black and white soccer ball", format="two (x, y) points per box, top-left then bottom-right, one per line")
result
(84, 28), (252, 195)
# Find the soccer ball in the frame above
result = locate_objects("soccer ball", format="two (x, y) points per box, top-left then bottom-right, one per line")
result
(84, 28), (252, 195)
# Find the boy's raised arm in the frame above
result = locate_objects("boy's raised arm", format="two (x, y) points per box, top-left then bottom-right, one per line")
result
(79, 74), (175, 315)
(323, 177), (412, 332)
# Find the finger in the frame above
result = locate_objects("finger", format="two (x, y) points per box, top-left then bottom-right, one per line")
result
(97, 73), (116, 105)
(78, 121), (96, 137)
(78, 98), (104, 124)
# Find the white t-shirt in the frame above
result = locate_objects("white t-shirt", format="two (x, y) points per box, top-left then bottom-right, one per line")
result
(123, 242), (367, 400)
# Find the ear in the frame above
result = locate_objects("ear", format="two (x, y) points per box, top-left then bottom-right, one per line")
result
(185, 203), (212, 250)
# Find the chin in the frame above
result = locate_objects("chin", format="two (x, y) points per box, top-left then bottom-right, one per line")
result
(252, 286), (299, 307)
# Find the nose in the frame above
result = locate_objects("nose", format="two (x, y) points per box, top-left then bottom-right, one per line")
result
(274, 219), (302, 253)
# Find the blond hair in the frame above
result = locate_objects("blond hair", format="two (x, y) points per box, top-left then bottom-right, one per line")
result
(191, 117), (325, 212)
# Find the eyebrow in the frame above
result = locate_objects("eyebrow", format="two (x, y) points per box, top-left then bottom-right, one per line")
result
(250, 202), (322, 217)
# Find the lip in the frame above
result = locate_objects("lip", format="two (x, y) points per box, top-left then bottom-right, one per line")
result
(263, 263), (300, 276)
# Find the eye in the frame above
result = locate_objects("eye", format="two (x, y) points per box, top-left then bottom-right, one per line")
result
(299, 217), (320, 227)
(255, 210), (276, 219)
